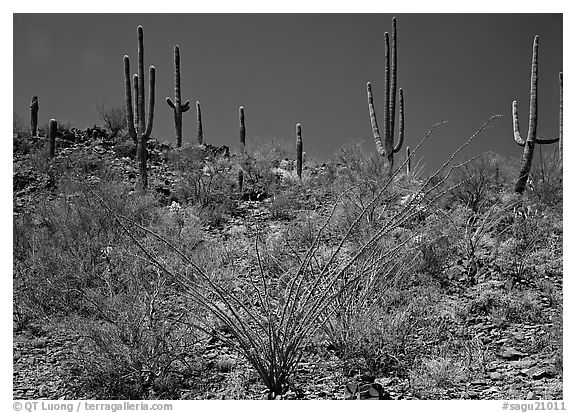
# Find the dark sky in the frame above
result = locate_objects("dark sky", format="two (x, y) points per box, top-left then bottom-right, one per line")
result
(13, 13), (562, 170)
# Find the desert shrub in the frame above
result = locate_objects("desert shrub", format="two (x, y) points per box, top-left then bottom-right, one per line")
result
(494, 201), (562, 286)
(96, 103), (127, 138)
(167, 145), (236, 216)
(14, 111), (26, 134)
(527, 148), (563, 209)
(446, 152), (515, 212)
(13, 180), (161, 320)
(112, 136), (137, 158)
(13, 179), (211, 398)
(464, 288), (545, 325)
(13, 132), (33, 155)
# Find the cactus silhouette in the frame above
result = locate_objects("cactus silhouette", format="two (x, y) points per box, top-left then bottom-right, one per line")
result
(123, 25), (155, 190)
(512, 35), (559, 194)
(366, 17), (405, 176)
(166, 45), (190, 147)
(239, 106), (246, 152)
(559, 72), (563, 164)
(238, 106), (246, 190)
(30, 96), (38, 137)
(296, 123), (303, 179)
(196, 101), (203, 145)
(48, 119), (57, 158)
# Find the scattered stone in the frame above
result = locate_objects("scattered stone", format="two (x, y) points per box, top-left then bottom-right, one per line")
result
(489, 372), (503, 380)
(498, 347), (528, 360)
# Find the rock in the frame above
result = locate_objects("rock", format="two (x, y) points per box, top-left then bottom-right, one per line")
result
(344, 382), (391, 400)
(527, 391), (537, 400)
(498, 347), (528, 360)
(522, 366), (556, 380)
(489, 372), (503, 380)
(511, 358), (536, 369)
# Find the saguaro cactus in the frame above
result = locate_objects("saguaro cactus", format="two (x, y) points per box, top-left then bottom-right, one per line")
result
(238, 106), (246, 190)
(366, 17), (405, 176)
(406, 146), (411, 175)
(196, 101), (203, 145)
(296, 123), (303, 179)
(30, 96), (39, 137)
(123, 25), (156, 190)
(239, 106), (246, 152)
(559, 72), (563, 164)
(512, 35), (559, 194)
(166, 45), (190, 147)
(48, 119), (57, 158)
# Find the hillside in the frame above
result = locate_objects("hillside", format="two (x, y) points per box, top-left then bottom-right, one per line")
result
(12, 123), (563, 400)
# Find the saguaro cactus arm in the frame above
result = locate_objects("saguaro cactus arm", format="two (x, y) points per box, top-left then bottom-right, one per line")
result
(133, 74), (140, 135)
(513, 99), (559, 146)
(123, 56), (137, 142)
(393, 88), (405, 153)
(144, 66), (155, 139)
(367, 82), (385, 156)
(196, 101), (203, 145)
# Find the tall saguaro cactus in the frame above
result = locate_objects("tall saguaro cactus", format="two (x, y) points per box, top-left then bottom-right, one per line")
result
(166, 45), (190, 147)
(559, 72), (563, 164)
(238, 106), (246, 190)
(48, 119), (57, 158)
(367, 17), (405, 176)
(512, 35), (559, 194)
(30, 96), (39, 137)
(124, 25), (156, 190)
(196, 101), (203, 145)
(296, 123), (303, 179)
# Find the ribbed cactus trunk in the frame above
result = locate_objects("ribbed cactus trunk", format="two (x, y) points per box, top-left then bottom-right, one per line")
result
(166, 45), (190, 147)
(196, 101), (203, 145)
(559, 72), (563, 164)
(366, 17), (405, 177)
(406, 146), (411, 175)
(124, 25), (155, 190)
(30, 96), (38, 137)
(238, 106), (246, 190)
(512, 35), (559, 194)
(296, 123), (303, 179)
(48, 119), (57, 158)
(239, 106), (246, 152)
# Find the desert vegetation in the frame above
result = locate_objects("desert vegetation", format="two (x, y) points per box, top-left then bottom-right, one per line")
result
(13, 18), (562, 400)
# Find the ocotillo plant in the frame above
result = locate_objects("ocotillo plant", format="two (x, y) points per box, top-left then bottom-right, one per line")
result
(48, 119), (57, 158)
(238, 106), (246, 190)
(296, 123), (303, 179)
(196, 101), (203, 145)
(512, 35), (559, 194)
(366, 17), (405, 176)
(124, 25), (156, 190)
(166, 45), (190, 147)
(559, 72), (563, 164)
(406, 146), (411, 175)
(30, 96), (38, 137)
